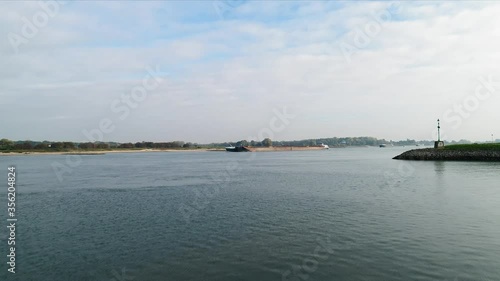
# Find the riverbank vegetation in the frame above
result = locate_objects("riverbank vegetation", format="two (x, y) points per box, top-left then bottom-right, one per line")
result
(0, 137), (490, 153)
(0, 139), (202, 153)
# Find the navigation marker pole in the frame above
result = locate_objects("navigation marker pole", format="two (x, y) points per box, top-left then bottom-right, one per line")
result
(434, 119), (444, 149)
(437, 119), (441, 142)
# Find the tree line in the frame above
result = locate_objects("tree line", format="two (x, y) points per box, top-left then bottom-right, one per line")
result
(0, 139), (197, 151)
(0, 137), (477, 152)
(214, 137), (437, 147)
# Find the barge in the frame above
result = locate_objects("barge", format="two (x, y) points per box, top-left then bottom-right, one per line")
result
(226, 144), (329, 152)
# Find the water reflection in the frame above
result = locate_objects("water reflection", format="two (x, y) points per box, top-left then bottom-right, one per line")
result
(434, 161), (445, 174)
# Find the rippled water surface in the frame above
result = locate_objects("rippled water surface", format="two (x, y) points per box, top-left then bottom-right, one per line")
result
(1, 147), (499, 281)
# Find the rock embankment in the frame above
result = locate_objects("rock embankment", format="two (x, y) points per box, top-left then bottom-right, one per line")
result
(393, 148), (500, 161)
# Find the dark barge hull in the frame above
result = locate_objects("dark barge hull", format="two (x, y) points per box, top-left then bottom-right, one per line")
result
(225, 146), (326, 152)
(225, 147), (250, 152)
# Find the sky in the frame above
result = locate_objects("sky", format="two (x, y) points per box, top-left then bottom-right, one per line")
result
(1, 1), (499, 143)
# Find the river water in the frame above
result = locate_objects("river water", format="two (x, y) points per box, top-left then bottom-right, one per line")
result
(0, 147), (499, 281)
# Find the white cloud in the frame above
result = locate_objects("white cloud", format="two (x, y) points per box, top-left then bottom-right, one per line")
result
(1, 1), (499, 142)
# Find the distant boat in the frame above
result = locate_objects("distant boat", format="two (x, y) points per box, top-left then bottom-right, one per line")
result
(320, 143), (329, 149)
(379, 144), (386, 147)
(225, 144), (248, 152)
(225, 144), (237, 152)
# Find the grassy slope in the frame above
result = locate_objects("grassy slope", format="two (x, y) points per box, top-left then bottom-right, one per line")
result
(443, 143), (500, 151)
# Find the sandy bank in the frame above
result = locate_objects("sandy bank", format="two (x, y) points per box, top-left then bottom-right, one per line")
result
(0, 149), (223, 156)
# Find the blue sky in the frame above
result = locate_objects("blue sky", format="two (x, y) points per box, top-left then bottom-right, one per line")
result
(1, 1), (499, 143)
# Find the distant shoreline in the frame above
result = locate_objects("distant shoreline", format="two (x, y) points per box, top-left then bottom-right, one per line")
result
(0, 148), (224, 156)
